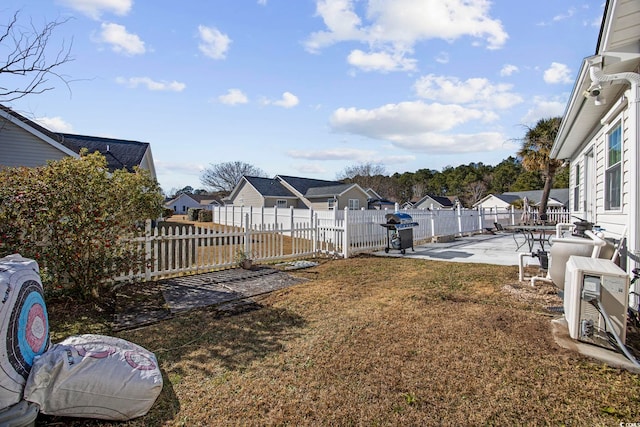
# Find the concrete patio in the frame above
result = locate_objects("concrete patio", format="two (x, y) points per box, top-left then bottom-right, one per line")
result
(373, 232), (542, 267)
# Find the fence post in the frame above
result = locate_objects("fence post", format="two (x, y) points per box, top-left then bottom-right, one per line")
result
(510, 205), (515, 225)
(313, 212), (318, 255)
(477, 207), (483, 231)
(457, 203), (463, 236)
(244, 213), (251, 256)
(430, 210), (436, 237)
(343, 207), (350, 259)
(290, 206), (295, 232)
(145, 219), (152, 281)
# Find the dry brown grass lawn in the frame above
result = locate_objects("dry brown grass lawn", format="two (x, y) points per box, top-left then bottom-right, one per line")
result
(43, 256), (640, 426)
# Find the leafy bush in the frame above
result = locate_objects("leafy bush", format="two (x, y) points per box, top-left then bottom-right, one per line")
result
(0, 152), (164, 300)
(198, 209), (212, 222)
(187, 208), (201, 221)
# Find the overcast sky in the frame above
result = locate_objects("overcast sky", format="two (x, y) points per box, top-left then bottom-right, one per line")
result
(3, 0), (604, 192)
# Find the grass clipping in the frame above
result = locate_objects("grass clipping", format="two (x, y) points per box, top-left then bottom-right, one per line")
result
(46, 256), (640, 426)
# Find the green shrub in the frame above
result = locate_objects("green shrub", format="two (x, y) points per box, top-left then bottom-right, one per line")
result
(162, 207), (174, 218)
(198, 209), (212, 222)
(0, 151), (164, 301)
(187, 208), (201, 221)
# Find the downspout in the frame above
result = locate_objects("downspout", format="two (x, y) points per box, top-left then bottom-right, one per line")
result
(588, 59), (640, 272)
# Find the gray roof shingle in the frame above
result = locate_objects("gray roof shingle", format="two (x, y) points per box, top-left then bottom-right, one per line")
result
(245, 176), (296, 198)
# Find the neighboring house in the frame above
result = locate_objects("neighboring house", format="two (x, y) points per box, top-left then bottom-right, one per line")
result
(165, 193), (222, 214)
(503, 189), (570, 209)
(226, 175), (372, 210)
(473, 189), (569, 211)
(0, 104), (156, 178)
(473, 193), (521, 210)
(551, 0), (640, 271)
(413, 194), (455, 210)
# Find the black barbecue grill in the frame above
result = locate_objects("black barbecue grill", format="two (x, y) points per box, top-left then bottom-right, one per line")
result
(380, 212), (419, 254)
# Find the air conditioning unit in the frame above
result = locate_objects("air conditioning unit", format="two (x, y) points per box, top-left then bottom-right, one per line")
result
(564, 256), (629, 349)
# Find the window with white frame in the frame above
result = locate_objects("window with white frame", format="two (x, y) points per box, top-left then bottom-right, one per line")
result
(573, 164), (580, 212)
(605, 123), (622, 210)
(348, 199), (359, 210)
(276, 199), (287, 208)
(328, 198), (335, 209)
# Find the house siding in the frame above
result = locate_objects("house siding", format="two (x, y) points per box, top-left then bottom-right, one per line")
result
(165, 194), (200, 214)
(474, 196), (511, 210)
(0, 120), (68, 168)
(231, 182), (265, 207)
(570, 102), (629, 238)
(337, 187), (368, 210)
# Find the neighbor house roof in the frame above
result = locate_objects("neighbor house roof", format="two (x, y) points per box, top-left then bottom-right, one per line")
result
(58, 134), (150, 173)
(275, 175), (347, 196)
(244, 176), (297, 198)
(415, 194), (454, 208)
(503, 189), (570, 207)
(0, 104), (154, 175)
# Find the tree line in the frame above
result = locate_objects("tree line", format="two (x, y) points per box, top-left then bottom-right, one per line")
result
(339, 156), (568, 207)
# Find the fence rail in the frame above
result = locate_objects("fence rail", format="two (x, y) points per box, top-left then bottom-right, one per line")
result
(116, 205), (570, 282)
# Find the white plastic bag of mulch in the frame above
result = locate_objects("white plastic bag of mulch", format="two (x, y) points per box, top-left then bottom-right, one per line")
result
(24, 334), (163, 421)
(0, 254), (50, 410)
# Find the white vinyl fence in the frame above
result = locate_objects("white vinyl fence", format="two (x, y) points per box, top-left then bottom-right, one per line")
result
(116, 205), (570, 282)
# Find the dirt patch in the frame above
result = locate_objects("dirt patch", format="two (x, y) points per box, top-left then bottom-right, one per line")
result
(502, 280), (563, 309)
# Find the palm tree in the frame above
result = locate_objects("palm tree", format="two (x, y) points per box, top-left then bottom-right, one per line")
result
(517, 117), (564, 221)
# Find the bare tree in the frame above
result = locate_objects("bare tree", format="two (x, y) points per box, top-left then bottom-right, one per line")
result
(0, 11), (73, 102)
(200, 161), (267, 193)
(336, 161), (388, 193)
(336, 162), (386, 181)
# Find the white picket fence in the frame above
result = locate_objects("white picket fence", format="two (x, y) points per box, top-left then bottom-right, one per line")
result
(115, 205), (570, 282)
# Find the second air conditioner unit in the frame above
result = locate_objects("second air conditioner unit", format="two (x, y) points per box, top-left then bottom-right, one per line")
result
(563, 255), (629, 349)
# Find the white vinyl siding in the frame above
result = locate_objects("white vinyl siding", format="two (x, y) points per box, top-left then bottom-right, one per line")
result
(0, 120), (69, 168)
(232, 183), (264, 207)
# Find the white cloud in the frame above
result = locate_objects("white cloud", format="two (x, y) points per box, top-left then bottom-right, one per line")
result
(389, 131), (511, 154)
(116, 76), (186, 91)
(543, 62), (573, 84)
(347, 49), (417, 72)
(435, 52), (449, 64)
(35, 116), (74, 133)
(288, 147), (376, 161)
(331, 101), (490, 136)
(97, 22), (145, 55)
(293, 163), (327, 174)
(57, 0), (132, 19)
(500, 64), (518, 77)
(553, 7), (576, 22)
(328, 100), (514, 154)
(413, 74), (523, 110)
(218, 89), (249, 105)
(198, 25), (231, 59)
(265, 92), (299, 108)
(304, 0), (508, 72)
(521, 96), (568, 125)
(257, 0), (267, 4)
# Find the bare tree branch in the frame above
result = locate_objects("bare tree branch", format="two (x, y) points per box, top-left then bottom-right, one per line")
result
(200, 161), (267, 193)
(0, 11), (74, 102)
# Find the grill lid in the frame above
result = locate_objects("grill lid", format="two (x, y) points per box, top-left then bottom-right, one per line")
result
(385, 212), (413, 224)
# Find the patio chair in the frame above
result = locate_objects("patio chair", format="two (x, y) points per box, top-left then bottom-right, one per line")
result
(494, 222), (515, 233)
